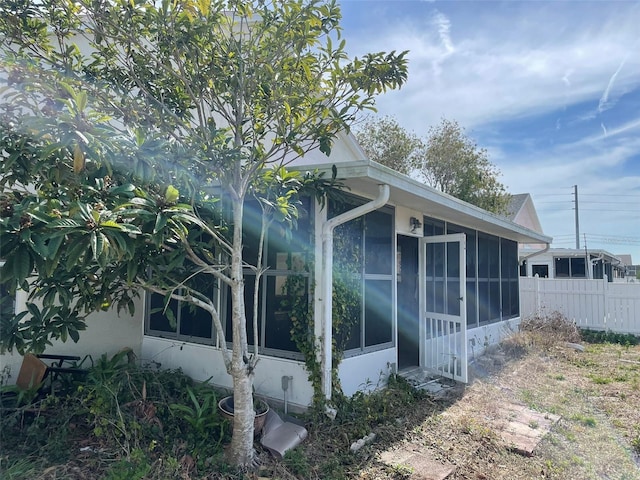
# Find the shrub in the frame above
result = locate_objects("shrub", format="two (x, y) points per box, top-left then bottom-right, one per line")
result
(580, 329), (640, 346)
(509, 311), (581, 352)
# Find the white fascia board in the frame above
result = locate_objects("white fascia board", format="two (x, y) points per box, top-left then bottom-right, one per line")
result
(294, 160), (553, 245)
(545, 248), (621, 262)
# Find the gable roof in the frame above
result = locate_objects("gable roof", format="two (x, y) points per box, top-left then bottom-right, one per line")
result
(504, 193), (544, 235)
(617, 254), (633, 266)
(506, 194), (529, 221)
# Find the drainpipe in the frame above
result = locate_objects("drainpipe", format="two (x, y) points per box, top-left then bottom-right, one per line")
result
(520, 243), (550, 276)
(320, 184), (390, 401)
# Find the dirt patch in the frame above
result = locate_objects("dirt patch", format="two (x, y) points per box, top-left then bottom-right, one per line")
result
(353, 339), (640, 479)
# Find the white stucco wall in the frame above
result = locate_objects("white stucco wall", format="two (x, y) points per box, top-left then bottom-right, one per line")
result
(395, 206), (426, 238)
(467, 317), (521, 360)
(141, 336), (315, 410)
(0, 292), (144, 385)
(338, 347), (396, 396)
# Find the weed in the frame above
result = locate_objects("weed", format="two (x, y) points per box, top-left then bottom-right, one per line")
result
(589, 375), (612, 385)
(0, 456), (38, 479)
(632, 431), (640, 454)
(571, 414), (596, 427)
(319, 456), (347, 480)
(518, 311), (581, 350)
(283, 447), (311, 477)
(388, 462), (413, 477)
(104, 448), (151, 480)
(520, 389), (540, 410)
(580, 329), (640, 346)
(168, 384), (225, 456)
(328, 373), (425, 439)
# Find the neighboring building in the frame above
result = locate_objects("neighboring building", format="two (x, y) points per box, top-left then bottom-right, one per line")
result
(1, 133), (551, 409)
(504, 193), (551, 277)
(616, 254), (637, 281)
(520, 247), (624, 281)
(505, 193), (545, 243)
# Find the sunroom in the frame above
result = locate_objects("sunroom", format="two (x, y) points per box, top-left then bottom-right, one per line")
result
(141, 158), (551, 410)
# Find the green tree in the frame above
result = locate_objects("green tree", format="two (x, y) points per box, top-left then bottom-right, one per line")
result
(420, 118), (510, 214)
(0, 0), (407, 467)
(356, 116), (510, 214)
(355, 115), (424, 175)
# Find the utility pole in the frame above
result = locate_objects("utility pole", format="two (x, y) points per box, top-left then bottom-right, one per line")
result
(574, 185), (580, 249)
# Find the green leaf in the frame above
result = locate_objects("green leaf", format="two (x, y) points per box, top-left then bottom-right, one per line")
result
(153, 214), (167, 234)
(69, 328), (80, 342)
(100, 220), (122, 229)
(66, 238), (89, 269)
(49, 218), (82, 228)
(76, 91), (88, 112)
(28, 210), (56, 224)
(109, 184), (136, 195)
(10, 246), (33, 284)
(127, 261), (138, 284)
(89, 231), (102, 259)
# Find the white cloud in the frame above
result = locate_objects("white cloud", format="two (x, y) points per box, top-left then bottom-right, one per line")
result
(345, 3), (640, 132)
(342, 1), (640, 260)
(598, 56), (628, 113)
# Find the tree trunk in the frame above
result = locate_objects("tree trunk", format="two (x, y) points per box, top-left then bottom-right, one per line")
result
(228, 366), (256, 466)
(227, 191), (256, 467)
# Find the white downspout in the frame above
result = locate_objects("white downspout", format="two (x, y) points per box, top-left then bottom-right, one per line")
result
(319, 184), (390, 401)
(520, 243), (550, 276)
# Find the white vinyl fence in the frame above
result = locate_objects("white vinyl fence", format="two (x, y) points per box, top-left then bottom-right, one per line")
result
(520, 276), (640, 335)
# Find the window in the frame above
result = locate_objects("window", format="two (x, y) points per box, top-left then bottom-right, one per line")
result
(329, 196), (394, 354)
(427, 218), (522, 328)
(570, 258), (586, 278)
(500, 239), (519, 319)
(477, 233), (500, 325)
(447, 225), (477, 327)
(147, 273), (218, 345)
(146, 196), (313, 358)
(555, 258), (570, 277)
(555, 257), (587, 278)
(592, 259), (604, 279)
(531, 264), (549, 278)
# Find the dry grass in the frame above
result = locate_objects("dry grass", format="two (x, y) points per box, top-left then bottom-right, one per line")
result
(350, 315), (640, 479)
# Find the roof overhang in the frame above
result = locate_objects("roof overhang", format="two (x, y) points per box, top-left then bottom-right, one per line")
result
(543, 248), (622, 263)
(296, 160), (552, 245)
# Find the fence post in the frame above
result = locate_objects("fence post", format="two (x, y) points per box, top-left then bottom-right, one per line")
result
(534, 273), (540, 315)
(603, 274), (609, 330)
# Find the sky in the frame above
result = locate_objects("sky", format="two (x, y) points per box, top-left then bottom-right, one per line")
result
(338, 0), (640, 265)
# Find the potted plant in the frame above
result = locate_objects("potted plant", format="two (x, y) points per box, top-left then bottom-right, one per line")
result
(218, 395), (270, 435)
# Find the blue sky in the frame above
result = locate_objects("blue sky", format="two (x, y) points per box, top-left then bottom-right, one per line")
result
(339, 0), (640, 264)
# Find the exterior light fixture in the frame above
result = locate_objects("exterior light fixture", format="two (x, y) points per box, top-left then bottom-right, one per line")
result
(410, 216), (422, 233)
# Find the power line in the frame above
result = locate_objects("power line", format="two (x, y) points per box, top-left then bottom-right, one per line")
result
(579, 193), (640, 198)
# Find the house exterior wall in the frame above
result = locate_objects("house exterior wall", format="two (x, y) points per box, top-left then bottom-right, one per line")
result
(141, 336), (314, 410)
(395, 206), (427, 238)
(338, 347), (396, 396)
(512, 197), (546, 251)
(0, 290), (144, 385)
(467, 317), (520, 359)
